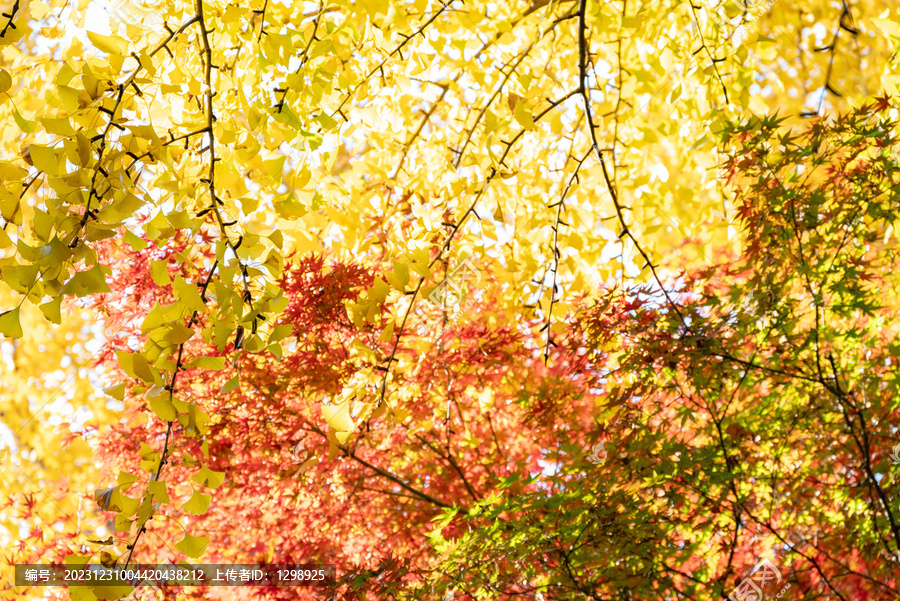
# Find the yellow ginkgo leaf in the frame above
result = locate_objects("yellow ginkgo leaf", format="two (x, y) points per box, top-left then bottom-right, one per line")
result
(0, 307), (23, 338)
(322, 400), (355, 432)
(86, 31), (129, 55)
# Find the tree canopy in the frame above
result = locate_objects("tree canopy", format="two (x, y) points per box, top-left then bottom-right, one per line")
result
(1, 0), (899, 599)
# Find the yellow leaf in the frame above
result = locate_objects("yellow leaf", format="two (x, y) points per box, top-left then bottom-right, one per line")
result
(93, 485), (123, 512)
(379, 319), (395, 343)
(871, 17), (900, 38)
(386, 259), (409, 291)
(243, 333), (264, 352)
(147, 480), (169, 503)
(103, 383), (127, 401)
(264, 156), (286, 179)
(124, 231), (147, 251)
(514, 98), (534, 130)
(268, 324), (292, 343)
(220, 375), (240, 393)
(117, 350), (157, 383)
(322, 401), (355, 432)
(186, 356), (225, 370)
(29, 144), (59, 176)
(149, 393), (178, 421)
(174, 532), (209, 558)
(350, 338), (378, 364)
(139, 443), (160, 473)
(174, 275), (206, 313)
(183, 490), (211, 515)
(31, 3), (51, 18)
(39, 296), (62, 324)
(63, 264), (111, 296)
(41, 117), (76, 137)
(192, 465), (225, 488)
(163, 322), (194, 345)
(13, 109), (34, 133)
(87, 31), (129, 55)
(0, 308), (23, 338)
(131, 353), (157, 383)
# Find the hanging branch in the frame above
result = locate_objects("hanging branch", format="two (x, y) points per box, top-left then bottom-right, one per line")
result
(122, 259), (219, 569)
(329, 3), (452, 120)
(576, 0), (685, 325)
(122, 0), (258, 567)
(542, 149), (591, 364)
(686, 1), (730, 105)
(273, 0), (325, 112)
(375, 87), (580, 406)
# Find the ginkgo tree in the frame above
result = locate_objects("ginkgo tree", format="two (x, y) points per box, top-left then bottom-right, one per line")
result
(0, 0), (899, 598)
(0, 286), (117, 597)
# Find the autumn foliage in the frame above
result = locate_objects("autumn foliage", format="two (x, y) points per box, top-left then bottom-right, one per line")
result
(5, 101), (899, 601)
(2, 0), (900, 599)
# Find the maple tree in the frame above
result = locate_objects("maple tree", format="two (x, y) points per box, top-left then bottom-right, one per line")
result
(1, 0), (899, 599)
